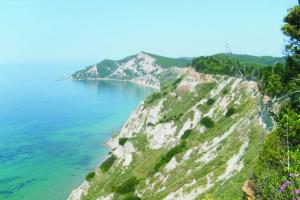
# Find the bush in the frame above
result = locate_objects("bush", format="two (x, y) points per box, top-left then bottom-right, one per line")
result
(181, 129), (192, 140)
(206, 98), (215, 106)
(152, 141), (187, 173)
(118, 137), (128, 146)
(144, 92), (164, 106)
(85, 171), (95, 182)
(172, 77), (183, 88)
(222, 88), (229, 95)
(252, 133), (291, 199)
(200, 117), (214, 128)
(147, 122), (155, 126)
(113, 177), (140, 194)
(225, 107), (236, 117)
(100, 155), (117, 172)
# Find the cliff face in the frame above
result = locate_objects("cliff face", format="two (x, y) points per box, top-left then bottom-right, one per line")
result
(72, 52), (190, 89)
(69, 68), (267, 200)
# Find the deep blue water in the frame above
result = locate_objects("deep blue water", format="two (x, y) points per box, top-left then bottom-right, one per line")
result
(0, 63), (153, 200)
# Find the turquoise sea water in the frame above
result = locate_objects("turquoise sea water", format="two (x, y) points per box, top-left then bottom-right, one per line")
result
(0, 63), (153, 200)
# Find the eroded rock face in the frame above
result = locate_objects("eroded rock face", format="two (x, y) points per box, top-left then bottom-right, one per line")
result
(72, 52), (188, 89)
(69, 71), (267, 200)
(68, 181), (89, 200)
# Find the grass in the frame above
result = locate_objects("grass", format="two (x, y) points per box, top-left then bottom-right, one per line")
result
(130, 133), (148, 151)
(159, 82), (217, 126)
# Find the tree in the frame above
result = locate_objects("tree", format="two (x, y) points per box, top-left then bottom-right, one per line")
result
(282, 6), (300, 57)
(253, 4), (300, 200)
(282, 6), (300, 94)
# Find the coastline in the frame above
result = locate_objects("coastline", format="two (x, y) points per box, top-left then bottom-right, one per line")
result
(69, 77), (160, 90)
(67, 78), (156, 200)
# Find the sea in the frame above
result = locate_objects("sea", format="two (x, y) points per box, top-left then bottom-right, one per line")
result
(0, 62), (153, 200)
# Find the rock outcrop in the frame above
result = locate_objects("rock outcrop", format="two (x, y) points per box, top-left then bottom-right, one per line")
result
(72, 52), (190, 89)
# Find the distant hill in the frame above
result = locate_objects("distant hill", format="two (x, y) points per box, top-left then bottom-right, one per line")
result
(72, 52), (284, 88)
(213, 53), (284, 66)
(191, 53), (284, 79)
(72, 52), (190, 89)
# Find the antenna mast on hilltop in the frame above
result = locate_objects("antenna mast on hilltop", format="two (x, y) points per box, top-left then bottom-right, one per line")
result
(225, 42), (232, 55)
(225, 42), (245, 79)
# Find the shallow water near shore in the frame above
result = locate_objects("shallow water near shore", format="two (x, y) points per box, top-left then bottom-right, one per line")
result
(0, 63), (153, 200)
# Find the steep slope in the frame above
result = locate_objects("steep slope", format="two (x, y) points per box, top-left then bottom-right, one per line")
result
(72, 52), (190, 89)
(69, 68), (267, 200)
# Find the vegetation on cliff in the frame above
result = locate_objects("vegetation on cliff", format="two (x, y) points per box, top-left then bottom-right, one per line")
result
(252, 5), (300, 200)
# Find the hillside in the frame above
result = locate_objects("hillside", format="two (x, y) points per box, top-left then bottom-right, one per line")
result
(191, 53), (284, 80)
(213, 53), (284, 66)
(72, 52), (190, 89)
(72, 52), (283, 89)
(68, 68), (268, 200)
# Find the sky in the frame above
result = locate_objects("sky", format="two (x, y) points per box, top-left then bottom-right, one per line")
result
(0, 0), (298, 64)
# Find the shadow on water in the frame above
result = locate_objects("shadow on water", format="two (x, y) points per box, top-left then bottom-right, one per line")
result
(72, 79), (154, 97)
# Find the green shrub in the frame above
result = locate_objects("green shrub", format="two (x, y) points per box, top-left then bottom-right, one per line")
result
(225, 107), (236, 117)
(222, 88), (230, 95)
(144, 91), (165, 106)
(152, 141), (187, 173)
(147, 122), (155, 126)
(200, 117), (214, 128)
(113, 177), (140, 194)
(181, 129), (192, 140)
(252, 133), (292, 199)
(172, 77), (183, 88)
(85, 171), (95, 182)
(100, 155), (117, 172)
(118, 137), (128, 146)
(206, 98), (215, 106)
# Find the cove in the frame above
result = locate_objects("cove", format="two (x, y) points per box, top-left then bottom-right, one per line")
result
(0, 63), (153, 200)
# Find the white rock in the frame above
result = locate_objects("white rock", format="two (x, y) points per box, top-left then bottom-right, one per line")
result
(165, 157), (178, 172)
(218, 138), (249, 181)
(96, 194), (114, 200)
(146, 98), (165, 125)
(146, 122), (177, 149)
(68, 181), (89, 200)
(113, 142), (136, 166)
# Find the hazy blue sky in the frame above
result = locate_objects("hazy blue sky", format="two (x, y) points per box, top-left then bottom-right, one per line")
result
(0, 0), (297, 64)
